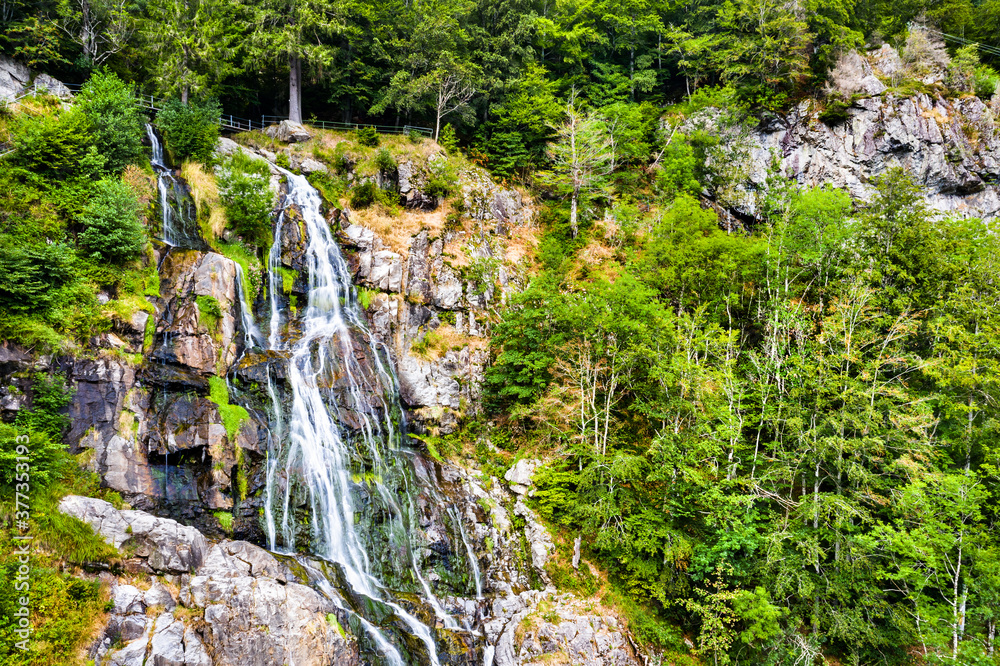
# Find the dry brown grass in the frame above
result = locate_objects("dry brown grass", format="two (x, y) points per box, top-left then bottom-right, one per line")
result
(122, 165), (157, 209)
(505, 222), (541, 266)
(181, 162), (227, 241)
(410, 324), (488, 361)
(350, 201), (452, 255)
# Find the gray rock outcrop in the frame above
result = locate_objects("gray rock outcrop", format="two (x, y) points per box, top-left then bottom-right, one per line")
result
(265, 120), (313, 143)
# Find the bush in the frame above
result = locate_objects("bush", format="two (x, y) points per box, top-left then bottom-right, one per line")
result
(0, 242), (76, 314)
(0, 424), (70, 493)
(76, 178), (146, 263)
(356, 126), (379, 147)
(11, 108), (105, 182)
(156, 97), (221, 162)
(77, 71), (143, 174)
(974, 65), (999, 99)
(349, 181), (380, 209)
(374, 147), (396, 172)
(438, 123), (459, 152)
(14, 372), (72, 440)
(216, 153), (272, 246)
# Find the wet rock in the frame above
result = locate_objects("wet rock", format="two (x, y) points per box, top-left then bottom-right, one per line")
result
(265, 120), (313, 143)
(183, 541), (358, 666)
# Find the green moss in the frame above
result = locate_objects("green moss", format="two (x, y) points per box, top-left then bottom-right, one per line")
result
(196, 295), (222, 336)
(214, 511), (234, 534)
(326, 612), (346, 638)
(206, 376), (250, 441)
(143, 313), (156, 352)
(278, 267), (298, 295)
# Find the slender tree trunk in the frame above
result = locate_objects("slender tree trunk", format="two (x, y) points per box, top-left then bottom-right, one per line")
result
(435, 90), (443, 141)
(81, 0), (94, 61)
(289, 53), (303, 123)
(570, 191), (579, 238)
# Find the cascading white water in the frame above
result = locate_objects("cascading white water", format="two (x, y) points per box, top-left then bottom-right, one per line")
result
(146, 124), (197, 247)
(262, 170), (451, 664)
(450, 505), (484, 600)
(233, 263), (263, 349)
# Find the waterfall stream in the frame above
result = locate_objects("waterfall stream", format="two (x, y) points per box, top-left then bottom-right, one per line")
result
(260, 170), (461, 665)
(146, 124), (200, 248)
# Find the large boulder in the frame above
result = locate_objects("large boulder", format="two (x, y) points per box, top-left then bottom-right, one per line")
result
(59, 495), (208, 573)
(265, 120), (313, 143)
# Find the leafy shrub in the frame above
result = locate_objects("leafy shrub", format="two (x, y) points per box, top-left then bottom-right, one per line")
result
(0, 242), (76, 314)
(974, 65), (999, 99)
(408, 129), (424, 144)
(374, 147), (396, 172)
(77, 71), (143, 174)
(275, 151), (290, 169)
(156, 97), (221, 162)
(357, 126), (379, 147)
(349, 181), (379, 209)
(14, 372), (72, 439)
(11, 108), (105, 182)
(438, 123), (459, 152)
(76, 178), (146, 263)
(216, 152), (272, 246)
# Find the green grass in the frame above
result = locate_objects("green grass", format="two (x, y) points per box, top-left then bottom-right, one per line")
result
(214, 511), (234, 533)
(195, 295), (222, 337)
(206, 376), (250, 442)
(217, 240), (263, 303)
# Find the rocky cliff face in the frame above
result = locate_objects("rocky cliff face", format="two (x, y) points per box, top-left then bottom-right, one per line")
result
(714, 40), (1000, 222)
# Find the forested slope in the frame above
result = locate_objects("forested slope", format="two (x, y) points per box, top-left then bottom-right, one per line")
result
(2, 2), (1000, 665)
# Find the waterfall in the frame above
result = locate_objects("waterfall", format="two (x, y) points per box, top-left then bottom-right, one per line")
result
(262, 170), (452, 664)
(451, 505), (484, 600)
(233, 263), (263, 349)
(146, 124), (199, 248)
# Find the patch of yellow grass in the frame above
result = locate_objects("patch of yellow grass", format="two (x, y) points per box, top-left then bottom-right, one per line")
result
(122, 165), (157, 210)
(349, 201), (451, 256)
(181, 162), (227, 242)
(411, 324), (487, 361)
(506, 222), (541, 266)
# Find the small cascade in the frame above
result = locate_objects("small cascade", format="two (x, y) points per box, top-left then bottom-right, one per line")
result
(233, 263), (263, 349)
(146, 124), (201, 248)
(262, 169), (455, 664)
(450, 505), (484, 600)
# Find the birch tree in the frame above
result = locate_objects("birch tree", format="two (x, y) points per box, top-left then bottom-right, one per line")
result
(540, 92), (613, 238)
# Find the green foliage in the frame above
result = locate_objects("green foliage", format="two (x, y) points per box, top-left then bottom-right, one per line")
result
(196, 295), (222, 334)
(11, 108), (106, 184)
(156, 97), (221, 162)
(373, 147), (396, 172)
(349, 180), (395, 209)
(0, 424), (69, 493)
(207, 376), (250, 441)
(356, 126), (379, 147)
(818, 98), (851, 125)
(76, 178), (147, 264)
(77, 71), (144, 174)
(438, 123), (459, 152)
(13, 373), (72, 440)
(217, 152), (272, 246)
